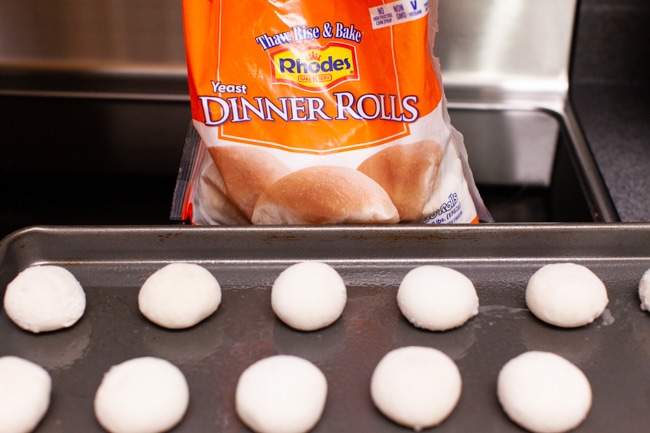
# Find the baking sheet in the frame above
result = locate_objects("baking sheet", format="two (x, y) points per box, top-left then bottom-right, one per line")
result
(1, 223), (649, 432)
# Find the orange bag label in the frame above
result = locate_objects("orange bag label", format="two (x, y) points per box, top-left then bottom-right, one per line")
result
(269, 42), (359, 91)
(183, 1), (441, 154)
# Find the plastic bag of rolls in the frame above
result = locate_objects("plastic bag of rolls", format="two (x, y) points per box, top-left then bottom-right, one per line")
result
(171, 0), (491, 225)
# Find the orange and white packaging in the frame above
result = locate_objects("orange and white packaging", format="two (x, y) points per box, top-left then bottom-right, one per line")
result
(172, 0), (490, 225)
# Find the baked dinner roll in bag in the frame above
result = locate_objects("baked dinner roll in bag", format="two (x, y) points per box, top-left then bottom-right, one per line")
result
(172, 0), (490, 224)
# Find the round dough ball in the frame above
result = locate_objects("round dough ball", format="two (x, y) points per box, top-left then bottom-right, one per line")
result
(138, 263), (221, 329)
(0, 356), (51, 433)
(526, 263), (608, 328)
(497, 351), (592, 433)
(235, 355), (327, 433)
(397, 265), (479, 331)
(94, 357), (190, 433)
(370, 346), (462, 430)
(638, 268), (650, 311)
(4, 265), (86, 333)
(271, 262), (347, 331)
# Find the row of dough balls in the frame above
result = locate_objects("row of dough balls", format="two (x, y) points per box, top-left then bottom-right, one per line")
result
(0, 354), (189, 433)
(4, 260), (644, 335)
(279, 261), (617, 331)
(237, 346), (593, 433)
(0, 346), (591, 433)
(0, 263), (224, 333)
(1, 261), (469, 333)
(274, 261), (614, 332)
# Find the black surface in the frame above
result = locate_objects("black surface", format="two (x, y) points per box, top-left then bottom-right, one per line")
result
(570, 0), (650, 221)
(0, 172), (179, 239)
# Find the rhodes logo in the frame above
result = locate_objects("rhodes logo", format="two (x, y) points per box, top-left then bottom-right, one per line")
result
(270, 42), (359, 91)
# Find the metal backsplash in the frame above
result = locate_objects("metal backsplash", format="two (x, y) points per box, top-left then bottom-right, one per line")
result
(438, 0), (577, 111)
(0, 0), (577, 107)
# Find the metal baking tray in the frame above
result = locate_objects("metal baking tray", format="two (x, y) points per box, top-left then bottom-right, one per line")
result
(1, 223), (649, 432)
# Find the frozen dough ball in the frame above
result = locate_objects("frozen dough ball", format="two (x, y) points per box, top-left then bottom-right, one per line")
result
(526, 263), (608, 328)
(370, 346), (462, 430)
(271, 262), (347, 331)
(397, 265), (479, 331)
(638, 268), (650, 311)
(0, 356), (51, 433)
(94, 357), (190, 433)
(497, 351), (592, 433)
(235, 355), (327, 433)
(4, 265), (86, 333)
(138, 263), (221, 329)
